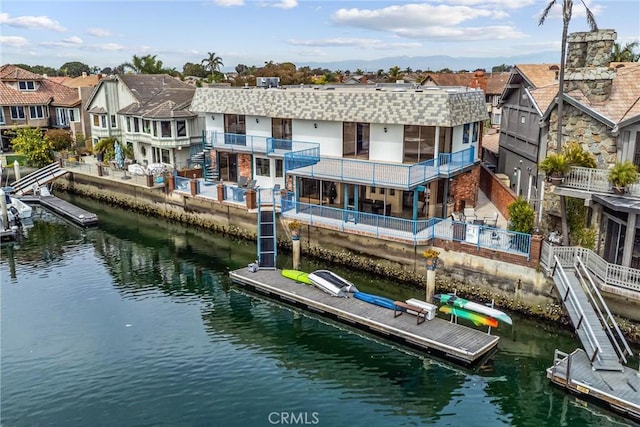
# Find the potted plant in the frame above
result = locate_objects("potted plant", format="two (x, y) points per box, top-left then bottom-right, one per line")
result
(539, 152), (572, 184)
(608, 161), (638, 194)
(422, 248), (440, 270)
(288, 219), (302, 239)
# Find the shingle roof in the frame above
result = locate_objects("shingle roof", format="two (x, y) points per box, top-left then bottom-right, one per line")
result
(529, 84), (558, 115)
(515, 64), (559, 88)
(486, 73), (510, 95)
(421, 71), (508, 95)
(64, 74), (102, 88)
(565, 62), (640, 124)
(118, 87), (196, 119)
(118, 74), (193, 104)
(482, 132), (499, 154)
(0, 64), (79, 107)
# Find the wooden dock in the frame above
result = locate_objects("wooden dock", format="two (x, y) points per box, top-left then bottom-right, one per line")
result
(21, 195), (98, 227)
(229, 268), (500, 367)
(547, 349), (640, 422)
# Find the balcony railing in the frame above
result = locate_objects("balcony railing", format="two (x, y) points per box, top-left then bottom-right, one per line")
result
(204, 131), (321, 157)
(287, 146), (475, 190)
(560, 166), (640, 197)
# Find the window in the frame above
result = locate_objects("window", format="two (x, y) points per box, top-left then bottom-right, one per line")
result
(126, 117), (131, 132)
(10, 106), (25, 120)
(520, 116), (526, 124)
(256, 158), (270, 177)
(275, 159), (284, 177)
(472, 122), (479, 143)
(160, 121), (172, 138)
(403, 125), (436, 163)
(111, 115), (117, 128)
(343, 122), (370, 159)
(18, 81), (35, 91)
(462, 123), (470, 144)
(272, 118), (292, 140)
(134, 118), (140, 133)
(29, 105), (45, 119)
(143, 119), (151, 134)
(93, 115), (99, 126)
(492, 113), (501, 126)
(0, 108), (4, 124)
(152, 121), (157, 136)
(176, 120), (186, 137)
(152, 147), (171, 164)
(101, 115), (107, 128)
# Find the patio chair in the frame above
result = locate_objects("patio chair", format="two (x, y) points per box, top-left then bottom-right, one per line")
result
(484, 212), (498, 228)
(246, 179), (257, 189)
(463, 207), (476, 223)
(237, 176), (248, 187)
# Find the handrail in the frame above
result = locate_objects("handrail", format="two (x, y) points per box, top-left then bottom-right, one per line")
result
(553, 256), (603, 363)
(575, 257), (633, 363)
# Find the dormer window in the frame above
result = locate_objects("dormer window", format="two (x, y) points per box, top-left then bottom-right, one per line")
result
(18, 81), (36, 91)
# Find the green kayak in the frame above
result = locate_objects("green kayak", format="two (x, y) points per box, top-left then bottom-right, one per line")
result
(281, 269), (313, 285)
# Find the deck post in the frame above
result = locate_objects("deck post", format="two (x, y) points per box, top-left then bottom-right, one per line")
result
(426, 269), (436, 302)
(0, 188), (8, 230)
(292, 237), (301, 270)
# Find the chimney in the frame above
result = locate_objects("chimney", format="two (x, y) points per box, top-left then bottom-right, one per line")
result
(82, 71), (87, 78)
(564, 30), (617, 102)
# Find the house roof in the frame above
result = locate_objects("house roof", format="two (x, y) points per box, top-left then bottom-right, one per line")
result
(48, 76), (73, 85)
(482, 132), (499, 154)
(514, 64), (559, 88)
(486, 73), (510, 95)
(421, 71), (509, 95)
(118, 87), (196, 119)
(529, 84), (558, 116)
(64, 74), (103, 88)
(0, 64), (80, 107)
(117, 74), (193, 104)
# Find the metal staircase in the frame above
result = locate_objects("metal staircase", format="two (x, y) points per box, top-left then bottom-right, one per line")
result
(551, 255), (632, 371)
(200, 133), (218, 185)
(10, 162), (68, 196)
(257, 192), (277, 269)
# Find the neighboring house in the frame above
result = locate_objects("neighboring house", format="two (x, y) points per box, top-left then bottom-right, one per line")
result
(190, 84), (486, 220)
(542, 29), (640, 269)
(343, 75), (369, 85)
(421, 70), (509, 129)
(0, 64), (82, 151)
(85, 74), (200, 168)
(59, 72), (104, 149)
(496, 64), (559, 196)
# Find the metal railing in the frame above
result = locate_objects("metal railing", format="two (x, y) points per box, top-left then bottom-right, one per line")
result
(540, 241), (640, 295)
(561, 166), (640, 197)
(280, 199), (530, 256)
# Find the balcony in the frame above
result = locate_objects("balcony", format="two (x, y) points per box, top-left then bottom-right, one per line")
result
(286, 146), (476, 190)
(557, 166), (640, 198)
(204, 131), (321, 157)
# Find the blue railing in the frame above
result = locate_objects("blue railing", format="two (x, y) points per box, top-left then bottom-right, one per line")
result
(286, 146), (476, 190)
(206, 131), (268, 153)
(280, 199), (530, 257)
(175, 176), (191, 192)
(284, 146), (321, 171)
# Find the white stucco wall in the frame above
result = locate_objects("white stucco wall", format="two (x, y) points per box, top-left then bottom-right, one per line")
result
(293, 120), (343, 157)
(370, 124), (403, 163)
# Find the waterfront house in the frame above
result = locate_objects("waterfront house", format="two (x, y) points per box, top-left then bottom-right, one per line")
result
(0, 64), (82, 151)
(496, 64), (559, 196)
(541, 30), (640, 271)
(60, 72), (104, 150)
(85, 74), (200, 169)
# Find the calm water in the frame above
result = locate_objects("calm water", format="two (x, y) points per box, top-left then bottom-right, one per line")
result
(1, 197), (637, 427)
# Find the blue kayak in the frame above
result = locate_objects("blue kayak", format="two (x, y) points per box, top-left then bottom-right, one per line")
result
(353, 291), (396, 310)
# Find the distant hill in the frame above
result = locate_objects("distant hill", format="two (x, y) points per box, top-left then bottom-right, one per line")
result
(289, 52), (560, 72)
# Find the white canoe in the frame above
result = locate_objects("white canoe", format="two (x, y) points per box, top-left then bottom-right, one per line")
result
(308, 270), (350, 297)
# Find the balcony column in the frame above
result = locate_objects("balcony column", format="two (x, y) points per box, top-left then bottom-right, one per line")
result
(434, 126), (440, 159)
(622, 213), (637, 267)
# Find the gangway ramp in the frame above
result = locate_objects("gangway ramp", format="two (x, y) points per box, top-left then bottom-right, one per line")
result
(551, 255), (630, 371)
(10, 162), (68, 196)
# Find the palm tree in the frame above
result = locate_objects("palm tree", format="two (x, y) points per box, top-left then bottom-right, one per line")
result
(539, 0), (598, 149)
(123, 54), (164, 74)
(387, 66), (403, 82)
(201, 52), (224, 79)
(611, 41), (640, 62)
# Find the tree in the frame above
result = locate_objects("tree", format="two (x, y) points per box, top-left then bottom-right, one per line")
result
(539, 0), (597, 149)
(123, 54), (165, 74)
(182, 62), (208, 78)
(94, 137), (132, 162)
(201, 52), (224, 79)
(611, 41), (640, 62)
(491, 64), (513, 72)
(10, 127), (53, 168)
(387, 66), (402, 82)
(44, 129), (73, 152)
(508, 197), (535, 235)
(60, 61), (91, 77)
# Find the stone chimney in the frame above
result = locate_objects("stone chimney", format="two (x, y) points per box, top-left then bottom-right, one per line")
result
(564, 30), (617, 102)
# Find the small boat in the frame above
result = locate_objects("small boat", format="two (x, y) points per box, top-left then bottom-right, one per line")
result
(281, 269), (313, 285)
(308, 270), (359, 293)
(307, 270), (348, 297)
(353, 291), (396, 310)
(439, 305), (498, 328)
(2, 188), (32, 220)
(434, 293), (512, 325)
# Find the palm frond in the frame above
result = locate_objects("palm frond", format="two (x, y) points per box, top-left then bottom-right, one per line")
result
(580, 0), (598, 31)
(538, 0), (558, 26)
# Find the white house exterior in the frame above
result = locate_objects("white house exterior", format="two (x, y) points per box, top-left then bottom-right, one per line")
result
(85, 74), (201, 168)
(191, 84), (488, 219)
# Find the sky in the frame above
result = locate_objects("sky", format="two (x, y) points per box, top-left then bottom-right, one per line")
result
(1, 0), (639, 71)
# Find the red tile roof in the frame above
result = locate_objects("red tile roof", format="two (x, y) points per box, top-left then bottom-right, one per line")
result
(0, 64), (79, 107)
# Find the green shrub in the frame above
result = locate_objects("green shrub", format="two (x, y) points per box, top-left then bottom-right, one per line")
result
(508, 197), (534, 234)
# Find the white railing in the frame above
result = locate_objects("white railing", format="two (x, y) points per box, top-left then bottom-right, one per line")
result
(541, 241), (640, 295)
(561, 166), (640, 197)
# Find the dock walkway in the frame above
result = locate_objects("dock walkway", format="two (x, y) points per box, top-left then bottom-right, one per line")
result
(230, 268), (500, 367)
(21, 195), (98, 227)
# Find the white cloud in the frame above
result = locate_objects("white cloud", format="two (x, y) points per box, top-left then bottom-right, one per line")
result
(63, 36), (83, 45)
(289, 37), (421, 50)
(0, 13), (67, 32)
(99, 43), (125, 51)
(87, 28), (113, 37)
(40, 36), (84, 48)
(0, 36), (30, 48)
(214, 0), (244, 6)
(395, 25), (526, 41)
(271, 0), (298, 9)
(535, 0), (603, 23)
(436, 0), (536, 8)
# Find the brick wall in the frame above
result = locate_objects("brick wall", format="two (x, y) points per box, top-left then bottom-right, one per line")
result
(479, 164), (516, 219)
(451, 166), (480, 208)
(238, 153), (252, 179)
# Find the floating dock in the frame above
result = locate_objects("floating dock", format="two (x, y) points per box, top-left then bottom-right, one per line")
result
(547, 349), (640, 422)
(229, 268), (500, 367)
(21, 195), (98, 227)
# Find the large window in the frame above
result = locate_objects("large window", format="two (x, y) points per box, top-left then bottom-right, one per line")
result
(126, 117), (131, 132)
(10, 106), (25, 120)
(224, 114), (246, 145)
(160, 121), (172, 138)
(111, 115), (117, 128)
(272, 118), (292, 140)
(143, 119), (151, 134)
(101, 115), (107, 128)
(403, 125), (436, 163)
(255, 158), (270, 177)
(343, 122), (369, 159)
(29, 105), (45, 119)
(177, 120), (187, 137)
(134, 118), (140, 133)
(56, 108), (78, 126)
(276, 159), (283, 177)
(152, 147), (171, 164)
(18, 81), (35, 91)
